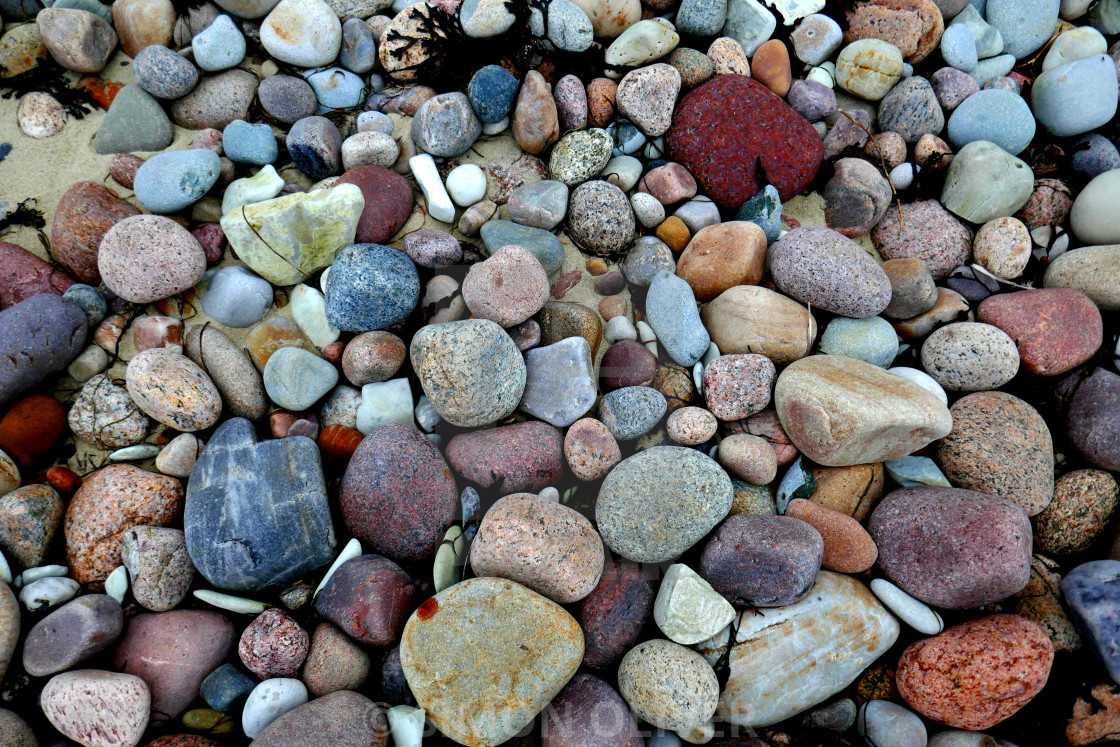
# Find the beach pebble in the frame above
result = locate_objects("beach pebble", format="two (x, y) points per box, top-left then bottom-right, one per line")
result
(921, 322), (1019, 392)
(869, 578), (945, 635)
(200, 266), (273, 328)
(36, 7), (117, 73)
(819, 316), (898, 367)
(701, 354), (774, 421)
(564, 418), (622, 481)
(947, 88), (1035, 155)
(772, 226), (891, 318)
(618, 639), (718, 735)
(977, 287), (1102, 375)
(21, 593), (122, 676)
(98, 215), (206, 303)
(0, 484), (61, 567)
(599, 386), (667, 441)
(17, 91), (64, 138)
(666, 407), (717, 446)
(324, 243), (419, 332)
(121, 525), (193, 611)
(568, 180), (636, 256)
(445, 164), (487, 206)
(508, 181), (569, 230)
(303, 622), (371, 697)
(185, 324), (268, 420)
(41, 670), (150, 747)
(462, 245), (550, 327)
(702, 286), (816, 364)
(239, 608), (309, 679)
(133, 148), (221, 214)
(126, 348), (221, 431)
(550, 129), (614, 186)
(1070, 170), (1120, 245)
(262, 347), (338, 411)
(700, 513), (823, 606)
(260, 0), (340, 66)
(193, 13), (244, 70)
(19, 575), (78, 610)
(170, 68), (258, 130)
(940, 140), (1034, 224)
(258, 75), (318, 124)
(1035, 470), (1119, 555)
(242, 678), (309, 739)
(520, 337), (596, 427)
(1062, 560), (1120, 683)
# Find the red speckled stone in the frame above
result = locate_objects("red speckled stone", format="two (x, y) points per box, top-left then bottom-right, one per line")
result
(338, 165), (414, 244)
(665, 75), (823, 209)
(897, 614), (1053, 730)
(314, 554), (415, 646)
(577, 556), (654, 668)
(239, 608), (309, 679)
(445, 420), (563, 494)
(340, 423), (458, 565)
(50, 181), (140, 284)
(977, 288), (1103, 377)
(0, 241), (74, 309)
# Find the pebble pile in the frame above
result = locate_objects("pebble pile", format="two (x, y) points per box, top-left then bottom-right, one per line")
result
(0, 0), (1119, 744)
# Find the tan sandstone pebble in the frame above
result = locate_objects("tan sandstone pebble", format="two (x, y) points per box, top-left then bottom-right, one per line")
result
(893, 287), (972, 341)
(752, 39), (792, 96)
(64, 464), (183, 586)
(564, 418), (622, 480)
(708, 37), (750, 75)
(920, 322), (1020, 392)
(809, 463), (885, 521)
(702, 286), (817, 364)
(342, 331), (406, 385)
(302, 622), (371, 697)
(121, 526), (193, 611)
(666, 407), (718, 446)
(882, 257), (938, 319)
(1034, 470), (1119, 556)
(974, 216), (1032, 279)
(717, 434), (777, 485)
(586, 77), (617, 128)
(512, 70), (559, 155)
(896, 614), (1054, 731)
(675, 222), (766, 301)
(617, 639), (720, 732)
(864, 131), (907, 168)
(41, 670), (150, 747)
(599, 296), (629, 320)
(126, 349), (222, 432)
(785, 498), (878, 573)
(915, 133), (953, 169)
(243, 314), (316, 367)
(470, 493), (605, 604)
(17, 91), (65, 137)
(185, 324), (269, 421)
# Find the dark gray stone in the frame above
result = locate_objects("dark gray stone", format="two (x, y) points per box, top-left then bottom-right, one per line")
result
(0, 293), (87, 407)
(184, 417), (336, 591)
(200, 662), (257, 711)
(287, 116), (343, 180)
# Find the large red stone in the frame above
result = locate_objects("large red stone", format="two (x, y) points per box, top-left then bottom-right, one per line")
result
(50, 181), (140, 284)
(338, 166), (414, 244)
(977, 288), (1102, 377)
(445, 421), (563, 495)
(0, 241), (74, 309)
(665, 75), (823, 209)
(577, 557), (654, 668)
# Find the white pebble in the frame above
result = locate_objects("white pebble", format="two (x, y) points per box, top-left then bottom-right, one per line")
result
(445, 164), (488, 207)
(388, 705), (427, 747)
(482, 117), (508, 135)
(601, 155), (642, 192)
(105, 565), (128, 603)
(193, 589), (267, 614)
(341, 131), (399, 171)
(16, 564), (68, 587)
(415, 396), (441, 432)
(0, 551), (10, 585)
(432, 527), (464, 593)
(314, 537), (363, 597)
(243, 679), (309, 738)
(320, 267), (332, 294)
(222, 164), (285, 215)
(870, 578), (944, 635)
(17, 91), (65, 138)
(356, 378), (415, 434)
(538, 487), (560, 503)
(631, 191), (666, 229)
(20, 576), (79, 610)
(410, 153), (456, 223)
(604, 315), (638, 343)
(637, 320), (657, 344)
(807, 65), (834, 87)
(889, 162), (915, 191)
(67, 345), (110, 383)
(887, 366), (948, 405)
(358, 111), (395, 134)
(291, 284), (341, 348)
(109, 445), (160, 462)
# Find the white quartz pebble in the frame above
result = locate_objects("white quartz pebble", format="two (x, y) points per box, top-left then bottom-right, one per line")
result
(193, 589), (267, 614)
(388, 705), (427, 747)
(445, 164), (487, 207)
(870, 578), (944, 635)
(410, 153), (456, 223)
(314, 537), (363, 597)
(291, 284), (340, 348)
(243, 679), (309, 738)
(20, 576), (79, 610)
(887, 366), (948, 405)
(356, 378), (415, 434)
(105, 565), (128, 603)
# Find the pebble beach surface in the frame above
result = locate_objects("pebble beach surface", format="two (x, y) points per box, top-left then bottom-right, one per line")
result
(0, 0), (1119, 745)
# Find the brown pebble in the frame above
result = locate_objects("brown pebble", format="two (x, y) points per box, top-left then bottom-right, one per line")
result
(586, 78), (617, 128)
(656, 216), (690, 253)
(564, 417), (622, 481)
(717, 434), (777, 485)
(752, 39), (792, 96)
(599, 296), (628, 320)
(586, 258), (609, 276)
(786, 498), (877, 573)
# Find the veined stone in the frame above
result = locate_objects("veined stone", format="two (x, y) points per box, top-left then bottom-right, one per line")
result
(220, 183), (364, 286)
(774, 355), (952, 466)
(654, 563), (735, 645)
(696, 571), (899, 727)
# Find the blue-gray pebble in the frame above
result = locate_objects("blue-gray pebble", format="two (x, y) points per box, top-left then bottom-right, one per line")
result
(940, 22), (978, 71)
(62, 284), (106, 326)
(1062, 560), (1120, 683)
(192, 14), (245, 72)
(468, 65), (519, 124)
(1071, 134), (1120, 178)
(201, 664), (256, 711)
(985, 0), (1059, 60)
(479, 220), (564, 274)
(819, 316), (898, 368)
(286, 116), (342, 180)
(947, 88), (1035, 155)
(200, 266), (274, 328)
(93, 84), (174, 155)
(736, 184), (782, 243)
(340, 18), (376, 74)
(325, 243), (420, 332)
(675, 0), (727, 36)
(132, 148), (221, 214)
(599, 386), (668, 440)
(1032, 54), (1119, 137)
(133, 45), (199, 100)
(645, 271), (710, 367)
(222, 119), (278, 165)
(305, 67), (367, 112)
(0, 294), (87, 407)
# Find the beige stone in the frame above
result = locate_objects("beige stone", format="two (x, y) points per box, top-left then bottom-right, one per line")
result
(701, 285), (817, 364)
(1044, 245), (1120, 310)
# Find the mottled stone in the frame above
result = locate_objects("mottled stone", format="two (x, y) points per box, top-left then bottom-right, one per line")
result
(0, 484), (61, 567)
(41, 670), (150, 747)
(1035, 470), (1119, 556)
(700, 514), (823, 606)
(1062, 560), (1120, 684)
(446, 421), (563, 494)
(126, 349), (221, 432)
(121, 526), (193, 611)
(617, 639), (718, 733)
(872, 200), (972, 280)
(921, 322), (1019, 392)
(250, 690), (387, 747)
(772, 226), (891, 318)
(786, 498), (878, 573)
(977, 288), (1102, 376)
(543, 673), (643, 747)
(68, 374), (148, 451)
(185, 324), (268, 421)
(0, 241), (74, 309)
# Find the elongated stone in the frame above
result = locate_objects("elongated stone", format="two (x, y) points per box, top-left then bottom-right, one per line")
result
(696, 571), (899, 727)
(0, 294), (87, 408)
(774, 355), (952, 466)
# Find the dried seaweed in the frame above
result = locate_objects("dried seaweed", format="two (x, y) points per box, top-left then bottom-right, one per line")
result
(0, 63), (99, 118)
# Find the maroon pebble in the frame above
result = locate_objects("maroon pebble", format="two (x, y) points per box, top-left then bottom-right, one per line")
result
(700, 514), (824, 607)
(338, 165), (414, 244)
(445, 420), (563, 494)
(578, 557), (654, 668)
(1061, 367), (1120, 471)
(50, 181), (140, 284)
(599, 340), (657, 392)
(0, 241), (74, 309)
(977, 288), (1102, 377)
(239, 608), (309, 679)
(543, 673), (644, 747)
(554, 74), (588, 131)
(109, 153), (145, 190)
(593, 271), (626, 296)
(191, 224), (225, 265)
(314, 554), (414, 646)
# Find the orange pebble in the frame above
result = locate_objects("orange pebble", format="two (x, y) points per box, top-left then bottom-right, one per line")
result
(656, 216), (691, 253)
(0, 395), (67, 466)
(46, 466), (82, 493)
(785, 498), (878, 573)
(319, 424), (364, 461)
(752, 39), (792, 97)
(586, 258), (609, 276)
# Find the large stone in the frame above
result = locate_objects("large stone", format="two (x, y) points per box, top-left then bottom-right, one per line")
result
(220, 184), (364, 286)
(41, 670), (150, 747)
(22, 594), (123, 677)
(251, 690), (388, 747)
(696, 571), (899, 727)
(1062, 560), (1120, 683)
(774, 355), (952, 466)
(445, 421), (563, 494)
(940, 140), (1034, 223)
(400, 577), (583, 747)
(185, 417), (335, 591)
(0, 294), (87, 408)
(700, 285), (817, 364)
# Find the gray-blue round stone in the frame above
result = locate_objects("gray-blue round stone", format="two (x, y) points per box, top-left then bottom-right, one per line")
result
(940, 22), (978, 71)
(200, 266), (274, 328)
(201, 663), (256, 711)
(468, 64), (519, 124)
(62, 284), (106, 326)
(599, 386), (668, 440)
(947, 88), (1035, 155)
(340, 17), (376, 74)
(735, 184), (783, 244)
(645, 271), (710, 367)
(133, 45), (199, 100)
(985, 0), (1059, 60)
(411, 92), (482, 158)
(133, 148), (222, 214)
(192, 13), (246, 72)
(222, 119), (278, 165)
(1032, 54), (1120, 137)
(675, 0), (728, 36)
(263, 347), (340, 411)
(1071, 133), (1120, 178)
(325, 243), (420, 332)
(305, 67), (367, 111)
(819, 316), (899, 368)
(479, 220), (564, 275)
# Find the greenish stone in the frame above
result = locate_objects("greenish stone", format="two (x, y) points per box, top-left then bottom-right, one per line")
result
(220, 184), (365, 286)
(940, 140), (1033, 224)
(93, 85), (174, 155)
(653, 563), (736, 645)
(818, 316), (898, 368)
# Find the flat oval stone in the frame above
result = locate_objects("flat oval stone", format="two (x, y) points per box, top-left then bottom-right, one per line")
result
(897, 614), (1053, 730)
(947, 88), (1035, 155)
(772, 226), (891, 318)
(471, 493), (603, 604)
(99, 215), (206, 304)
(786, 498), (878, 573)
(445, 421), (563, 494)
(1044, 244), (1120, 310)
(700, 513), (823, 607)
(185, 417), (335, 591)
(578, 557), (654, 668)
(868, 486), (1033, 610)
(775, 355), (952, 467)
(41, 670), (150, 747)
(22, 594), (123, 677)
(126, 349), (221, 432)
(185, 324), (268, 421)
(920, 322), (1019, 392)
(936, 391), (1054, 516)
(597, 446), (733, 563)
(400, 577), (583, 746)
(665, 75), (823, 209)
(701, 285), (817, 364)
(940, 140), (1034, 224)
(646, 271), (710, 366)
(410, 319), (527, 428)
(0, 294), (87, 408)
(340, 423), (457, 564)
(696, 571), (899, 727)
(617, 639), (718, 732)
(462, 245), (550, 328)
(315, 554), (414, 646)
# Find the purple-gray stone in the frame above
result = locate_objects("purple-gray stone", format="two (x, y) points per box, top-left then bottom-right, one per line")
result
(22, 594), (124, 677)
(1062, 560), (1120, 683)
(0, 293), (87, 407)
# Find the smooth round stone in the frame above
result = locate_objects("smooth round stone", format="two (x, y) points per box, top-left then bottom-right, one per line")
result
(986, 0), (1059, 59)
(446, 421), (562, 496)
(858, 701), (928, 747)
(261, 0), (341, 66)
(193, 13), (244, 70)
(339, 17), (376, 73)
(577, 557), (653, 668)
(940, 140), (1034, 223)
(63, 283), (107, 325)
(243, 678), (309, 739)
(98, 215), (206, 304)
(325, 243), (419, 332)
(185, 324), (268, 420)
(21, 576), (79, 610)
(700, 514), (823, 606)
(869, 578), (944, 635)
(1071, 170), (1120, 245)
(940, 21), (977, 70)
(41, 670), (151, 747)
(666, 407), (717, 446)
(0, 709), (35, 747)
(133, 148), (221, 214)
(702, 285), (816, 364)
(480, 220), (564, 274)
(36, 7), (117, 72)
(872, 201), (972, 280)
(550, 129), (614, 186)
(771, 226), (891, 318)
(819, 316), (898, 367)
(675, 221), (766, 301)
(122, 526), (193, 611)
(509, 180), (570, 230)
(869, 486), (1032, 610)
(239, 608), (308, 680)
(1035, 470), (1119, 555)
(876, 76), (944, 144)
(286, 116), (343, 180)
(401, 229), (460, 269)
(622, 237), (675, 287)
(921, 322), (1019, 392)
(701, 354), (774, 421)
(1071, 133), (1120, 178)
(1062, 559), (1120, 684)
(411, 92), (481, 157)
(568, 180), (636, 256)
(646, 271), (710, 367)
(262, 347), (339, 411)
(126, 349), (221, 431)
(341, 331), (405, 386)
(931, 66), (980, 111)
(1064, 367), (1120, 470)
(1042, 25), (1106, 70)
(599, 340), (657, 393)
(411, 319), (527, 427)
(1033, 54), (1118, 138)
(1044, 244), (1120, 309)
(972, 216), (1031, 279)
(222, 119), (277, 165)
(305, 67), (365, 111)
(946, 89), (1034, 155)
(835, 39), (905, 100)
(445, 164), (487, 207)
(170, 69), (258, 130)
(936, 391), (1054, 516)
(22, 594), (123, 677)
(258, 75), (318, 124)
(897, 615), (1053, 730)
(468, 64), (519, 124)
(596, 446), (733, 563)
(0, 484), (62, 567)
(200, 266), (272, 328)
(632, 192), (666, 228)
(133, 44), (198, 99)
(342, 131), (398, 171)
(462, 245), (550, 328)
(977, 287), (1102, 375)
(617, 639), (719, 732)
(564, 418), (622, 482)
(401, 577), (584, 745)
(302, 622), (371, 697)
(599, 386), (667, 441)
(718, 434), (777, 485)
(616, 64), (681, 137)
